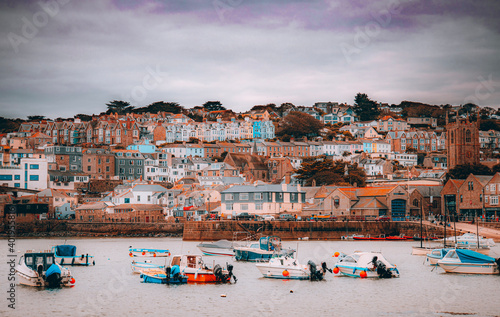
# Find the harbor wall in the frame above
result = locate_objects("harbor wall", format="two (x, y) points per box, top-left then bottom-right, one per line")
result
(182, 221), (454, 241)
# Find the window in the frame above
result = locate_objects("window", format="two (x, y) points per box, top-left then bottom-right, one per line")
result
(460, 195), (463, 203)
(485, 196), (489, 203)
(241, 204), (248, 210)
(106, 166), (110, 172)
(0, 175), (13, 181)
(491, 184), (496, 192)
(226, 194), (233, 200)
(490, 196), (498, 205)
(137, 196), (141, 202)
(468, 181), (473, 191)
(119, 159), (125, 165)
(29, 175), (39, 181)
(226, 203), (233, 211)
(14, 175), (20, 180)
(254, 193), (262, 200)
(30, 164), (39, 169)
(14, 183), (20, 188)
(256, 203), (262, 210)
(87, 166), (91, 172)
(466, 130), (471, 143)
(129, 168), (134, 174)
(240, 193), (249, 200)
(480, 194), (483, 202)
(413, 199), (419, 207)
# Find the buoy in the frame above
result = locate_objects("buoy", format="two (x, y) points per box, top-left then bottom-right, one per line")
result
(334, 252), (340, 257)
(153, 253), (156, 257)
(70, 277), (76, 284)
(282, 270), (290, 277)
(333, 267), (340, 274)
(142, 251), (146, 255)
(360, 271), (367, 278)
(168, 252), (171, 257)
(129, 252), (133, 257)
(290, 290), (293, 293)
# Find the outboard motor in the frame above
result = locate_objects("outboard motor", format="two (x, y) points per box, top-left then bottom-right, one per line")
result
(45, 264), (62, 288)
(171, 265), (181, 281)
(307, 260), (324, 281)
(495, 258), (500, 275)
(213, 264), (224, 282)
(374, 260), (393, 279)
(226, 264), (237, 283)
(321, 262), (332, 274)
(165, 266), (172, 284)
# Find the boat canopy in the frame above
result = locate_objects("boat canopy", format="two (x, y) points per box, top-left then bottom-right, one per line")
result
(456, 249), (495, 264)
(198, 240), (233, 249)
(56, 245), (77, 257)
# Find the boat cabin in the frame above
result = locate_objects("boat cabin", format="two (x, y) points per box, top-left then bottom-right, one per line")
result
(22, 252), (56, 271)
(259, 236), (282, 251)
(171, 255), (205, 269)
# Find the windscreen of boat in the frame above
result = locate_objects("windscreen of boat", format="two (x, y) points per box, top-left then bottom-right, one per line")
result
(341, 254), (359, 263)
(455, 249), (495, 264)
(56, 245), (77, 257)
(250, 243), (260, 249)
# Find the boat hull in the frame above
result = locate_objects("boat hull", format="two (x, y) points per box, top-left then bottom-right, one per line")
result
(141, 272), (188, 284)
(256, 265), (310, 280)
(16, 267), (74, 287)
(56, 255), (95, 266)
(234, 249), (295, 262)
(411, 246), (434, 256)
(197, 247), (234, 257)
(131, 262), (165, 274)
(335, 265), (400, 278)
(129, 249), (170, 257)
(437, 262), (499, 274)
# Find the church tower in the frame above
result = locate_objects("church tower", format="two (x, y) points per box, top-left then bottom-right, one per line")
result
(446, 111), (480, 170)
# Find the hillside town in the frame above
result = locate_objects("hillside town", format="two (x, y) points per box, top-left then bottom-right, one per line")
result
(2, 98), (500, 226)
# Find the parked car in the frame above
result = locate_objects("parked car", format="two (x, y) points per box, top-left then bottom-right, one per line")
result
(375, 216), (390, 222)
(278, 214), (296, 221)
(260, 215), (275, 221)
(235, 212), (256, 221)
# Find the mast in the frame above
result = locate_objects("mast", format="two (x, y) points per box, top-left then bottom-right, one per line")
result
(420, 200), (423, 248)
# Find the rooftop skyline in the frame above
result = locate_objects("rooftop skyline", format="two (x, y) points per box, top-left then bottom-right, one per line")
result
(1, 0), (500, 119)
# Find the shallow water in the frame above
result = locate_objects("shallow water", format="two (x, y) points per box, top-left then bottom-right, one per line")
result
(1, 238), (499, 317)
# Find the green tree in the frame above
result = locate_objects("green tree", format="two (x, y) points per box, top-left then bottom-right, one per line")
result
(106, 100), (135, 114)
(134, 101), (183, 114)
(480, 119), (500, 131)
(447, 163), (494, 180)
(353, 93), (380, 121)
(203, 101), (226, 112)
(27, 115), (46, 121)
(74, 114), (92, 121)
(295, 156), (366, 186)
(277, 111), (324, 139)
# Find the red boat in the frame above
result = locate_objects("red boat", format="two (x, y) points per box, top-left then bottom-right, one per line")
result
(353, 236), (371, 240)
(370, 236), (387, 240)
(386, 236), (407, 240)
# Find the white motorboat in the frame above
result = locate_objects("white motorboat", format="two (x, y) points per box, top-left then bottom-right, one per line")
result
(16, 250), (76, 287)
(426, 248), (452, 266)
(53, 245), (95, 266)
(197, 240), (236, 256)
(341, 234), (364, 240)
(234, 236), (295, 262)
(256, 255), (331, 280)
(442, 233), (495, 248)
(333, 251), (400, 278)
(411, 246), (435, 256)
(437, 249), (500, 274)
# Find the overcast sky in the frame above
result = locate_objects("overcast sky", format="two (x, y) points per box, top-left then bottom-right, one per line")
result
(1, 0), (500, 119)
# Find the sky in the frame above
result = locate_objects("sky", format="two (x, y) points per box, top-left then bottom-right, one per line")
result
(1, 0), (500, 119)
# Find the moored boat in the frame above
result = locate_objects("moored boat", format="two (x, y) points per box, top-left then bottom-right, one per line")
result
(131, 260), (165, 274)
(140, 265), (188, 284)
(234, 236), (295, 262)
(170, 254), (236, 283)
(16, 250), (76, 288)
(341, 234), (364, 240)
(437, 249), (500, 274)
(426, 248), (452, 266)
(53, 245), (95, 266)
(256, 255), (332, 280)
(129, 248), (171, 257)
(333, 251), (399, 278)
(197, 240), (236, 256)
(411, 246), (436, 256)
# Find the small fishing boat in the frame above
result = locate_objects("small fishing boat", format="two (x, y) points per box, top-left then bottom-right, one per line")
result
(411, 246), (436, 256)
(16, 250), (76, 287)
(352, 235), (386, 241)
(140, 265), (188, 284)
(386, 235), (408, 241)
(131, 260), (165, 274)
(234, 236), (295, 262)
(437, 249), (500, 274)
(170, 254), (236, 283)
(53, 245), (95, 266)
(333, 251), (399, 278)
(129, 248), (171, 257)
(256, 255), (331, 280)
(197, 240), (236, 256)
(426, 248), (452, 266)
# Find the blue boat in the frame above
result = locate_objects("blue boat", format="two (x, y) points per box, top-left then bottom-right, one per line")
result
(131, 261), (165, 274)
(140, 265), (188, 284)
(129, 248), (170, 257)
(234, 236), (295, 262)
(53, 245), (95, 266)
(426, 248), (452, 266)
